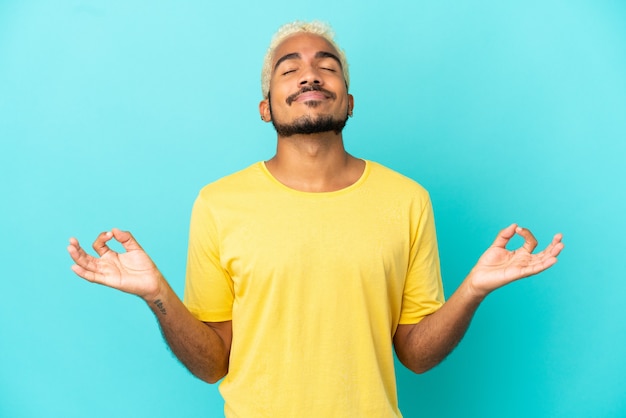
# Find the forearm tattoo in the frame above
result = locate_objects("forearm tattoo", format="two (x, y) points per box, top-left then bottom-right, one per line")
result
(154, 299), (167, 315)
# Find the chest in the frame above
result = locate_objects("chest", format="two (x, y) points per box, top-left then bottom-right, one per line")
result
(216, 194), (413, 300)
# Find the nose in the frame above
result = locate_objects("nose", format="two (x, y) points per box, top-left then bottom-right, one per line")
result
(299, 66), (323, 87)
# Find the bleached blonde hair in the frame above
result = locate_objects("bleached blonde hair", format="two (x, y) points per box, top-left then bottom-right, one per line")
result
(261, 20), (350, 99)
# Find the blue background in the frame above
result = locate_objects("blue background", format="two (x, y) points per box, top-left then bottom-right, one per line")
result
(1, 1), (625, 417)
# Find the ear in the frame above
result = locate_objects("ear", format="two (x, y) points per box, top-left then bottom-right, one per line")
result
(348, 94), (355, 116)
(259, 99), (271, 122)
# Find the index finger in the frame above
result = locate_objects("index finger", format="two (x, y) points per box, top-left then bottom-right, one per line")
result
(92, 231), (113, 257)
(515, 226), (538, 253)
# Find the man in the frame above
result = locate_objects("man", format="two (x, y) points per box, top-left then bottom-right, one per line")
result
(67, 21), (564, 417)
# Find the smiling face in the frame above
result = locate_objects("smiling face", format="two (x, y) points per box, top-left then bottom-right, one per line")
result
(259, 33), (354, 137)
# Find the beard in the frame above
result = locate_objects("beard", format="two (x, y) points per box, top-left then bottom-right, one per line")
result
(268, 90), (349, 137)
(271, 112), (348, 137)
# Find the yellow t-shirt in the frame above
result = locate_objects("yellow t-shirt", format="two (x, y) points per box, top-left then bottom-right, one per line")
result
(184, 161), (444, 417)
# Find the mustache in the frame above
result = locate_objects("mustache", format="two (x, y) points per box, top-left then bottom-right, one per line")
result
(286, 85), (336, 105)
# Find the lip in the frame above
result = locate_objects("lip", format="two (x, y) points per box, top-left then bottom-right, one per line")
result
(286, 87), (336, 105)
(293, 91), (329, 102)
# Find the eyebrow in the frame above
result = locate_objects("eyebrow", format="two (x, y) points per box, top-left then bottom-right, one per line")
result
(273, 51), (343, 73)
(315, 51), (342, 68)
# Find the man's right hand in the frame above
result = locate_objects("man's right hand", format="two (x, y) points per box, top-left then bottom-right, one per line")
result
(68, 228), (162, 300)
(68, 228), (232, 383)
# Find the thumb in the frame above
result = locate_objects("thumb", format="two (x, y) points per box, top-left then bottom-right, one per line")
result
(491, 223), (517, 248)
(111, 228), (144, 252)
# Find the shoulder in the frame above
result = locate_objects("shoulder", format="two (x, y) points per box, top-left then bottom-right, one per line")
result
(365, 160), (430, 198)
(197, 162), (265, 199)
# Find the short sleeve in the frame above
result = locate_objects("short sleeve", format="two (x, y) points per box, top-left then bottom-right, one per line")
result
(398, 195), (445, 324)
(183, 190), (234, 322)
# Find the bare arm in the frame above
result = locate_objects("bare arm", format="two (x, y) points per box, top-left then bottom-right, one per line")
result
(67, 228), (231, 383)
(394, 224), (564, 374)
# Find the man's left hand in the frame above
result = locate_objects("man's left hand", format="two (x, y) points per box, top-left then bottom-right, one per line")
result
(467, 224), (564, 299)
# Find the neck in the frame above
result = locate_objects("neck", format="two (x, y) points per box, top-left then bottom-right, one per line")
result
(265, 131), (364, 192)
